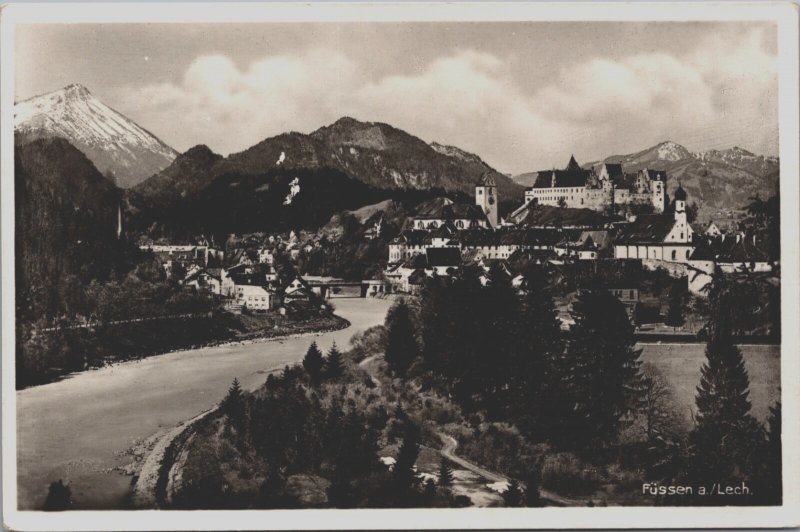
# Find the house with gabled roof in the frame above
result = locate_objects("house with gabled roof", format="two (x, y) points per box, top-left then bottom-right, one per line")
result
(185, 267), (223, 295)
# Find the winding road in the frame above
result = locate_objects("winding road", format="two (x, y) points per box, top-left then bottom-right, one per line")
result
(15, 298), (392, 510)
(437, 433), (583, 507)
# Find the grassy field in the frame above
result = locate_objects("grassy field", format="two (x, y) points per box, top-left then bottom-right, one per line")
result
(639, 343), (780, 424)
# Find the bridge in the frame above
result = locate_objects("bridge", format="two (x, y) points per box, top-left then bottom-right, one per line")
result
(305, 279), (393, 299)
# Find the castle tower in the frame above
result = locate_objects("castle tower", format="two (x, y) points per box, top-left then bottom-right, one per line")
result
(475, 173), (498, 228)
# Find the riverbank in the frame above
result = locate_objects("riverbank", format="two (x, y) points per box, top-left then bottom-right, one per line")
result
(16, 298), (393, 510)
(18, 310), (350, 390)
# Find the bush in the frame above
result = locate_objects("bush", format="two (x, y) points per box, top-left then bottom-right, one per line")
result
(540, 452), (602, 496)
(605, 464), (643, 494)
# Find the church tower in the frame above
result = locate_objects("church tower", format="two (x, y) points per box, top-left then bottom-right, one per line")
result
(673, 184), (687, 224)
(475, 173), (498, 228)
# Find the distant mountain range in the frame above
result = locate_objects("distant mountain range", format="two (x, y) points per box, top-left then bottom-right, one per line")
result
(14, 84), (177, 188)
(15, 84), (780, 232)
(14, 85), (526, 237)
(123, 115), (523, 236)
(513, 140), (779, 218)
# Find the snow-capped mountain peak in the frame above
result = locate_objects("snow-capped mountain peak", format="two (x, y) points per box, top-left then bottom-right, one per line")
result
(15, 84), (177, 188)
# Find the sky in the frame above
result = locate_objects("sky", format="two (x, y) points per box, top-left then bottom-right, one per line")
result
(15, 22), (778, 174)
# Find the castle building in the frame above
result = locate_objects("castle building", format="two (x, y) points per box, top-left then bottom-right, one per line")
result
(523, 156), (666, 214)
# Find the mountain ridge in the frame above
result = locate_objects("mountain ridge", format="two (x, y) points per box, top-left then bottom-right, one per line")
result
(128, 116), (524, 217)
(14, 84), (177, 188)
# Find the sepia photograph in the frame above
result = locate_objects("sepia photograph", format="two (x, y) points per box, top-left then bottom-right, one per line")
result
(1, 2), (798, 530)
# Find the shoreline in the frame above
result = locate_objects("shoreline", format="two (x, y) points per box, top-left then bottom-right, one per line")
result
(130, 408), (216, 509)
(18, 314), (351, 392)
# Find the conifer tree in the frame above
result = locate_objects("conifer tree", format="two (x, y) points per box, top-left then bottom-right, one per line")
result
(563, 290), (644, 450)
(222, 377), (245, 429)
(438, 458), (454, 487)
(478, 262), (524, 418)
(302, 342), (325, 385)
(502, 479), (524, 507)
(760, 402), (782, 504)
(392, 421), (421, 506)
(384, 299), (418, 376)
(418, 277), (453, 375)
(515, 265), (567, 438)
(689, 275), (763, 494)
(324, 342), (345, 380)
(664, 281), (686, 329)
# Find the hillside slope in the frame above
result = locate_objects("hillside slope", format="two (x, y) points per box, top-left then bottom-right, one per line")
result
(15, 138), (130, 321)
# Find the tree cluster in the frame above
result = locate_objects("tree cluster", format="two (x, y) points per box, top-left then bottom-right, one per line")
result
(385, 264), (645, 452)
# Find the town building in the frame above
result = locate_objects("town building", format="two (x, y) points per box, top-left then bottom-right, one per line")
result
(184, 268), (222, 295)
(234, 284), (275, 312)
(613, 185), (694, 263)
(411, 197), (490, 230)
(139, 243), (224, 271)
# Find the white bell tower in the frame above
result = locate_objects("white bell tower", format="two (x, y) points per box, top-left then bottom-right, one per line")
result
(475, 173), (498, 228)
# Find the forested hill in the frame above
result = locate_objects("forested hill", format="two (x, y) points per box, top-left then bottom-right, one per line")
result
(15, 138), (136, 323)
(125, 117), (523, 238)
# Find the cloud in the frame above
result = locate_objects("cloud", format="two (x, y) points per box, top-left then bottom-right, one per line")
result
(118, 28), (777, 173)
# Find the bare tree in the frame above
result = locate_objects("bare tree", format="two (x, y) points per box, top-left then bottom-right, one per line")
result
(637, 364), (685, 442)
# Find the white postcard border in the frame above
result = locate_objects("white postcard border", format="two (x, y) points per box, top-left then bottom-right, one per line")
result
(2, 2), (798, 530)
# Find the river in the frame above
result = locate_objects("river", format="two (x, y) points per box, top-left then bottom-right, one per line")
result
(15, 297), (393, 510)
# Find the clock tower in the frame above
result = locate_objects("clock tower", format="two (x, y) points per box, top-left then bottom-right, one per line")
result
(475, 173), (498, 228)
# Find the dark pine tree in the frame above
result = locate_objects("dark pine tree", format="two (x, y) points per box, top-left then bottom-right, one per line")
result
(222, 377), (245, 429)
(514, 264), (567, 440)
(418, 276), (454, 377)
(391, 421), (421, 506)
(563, 290), (644, 450)
(324, 342), (345, 380)
(384, 299), (419, 376)
(302, 341), (325, 385)
(502, 479), (524, 507)
(478, 262), (525, 419)
(438, 458), (454, 487)
(664, 281), (686, 330)
(759, 402), (782, 505)
(688, 274), (764, 503)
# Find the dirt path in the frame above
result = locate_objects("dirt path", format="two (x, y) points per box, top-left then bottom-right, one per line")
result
(438, 433), (585, 507)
